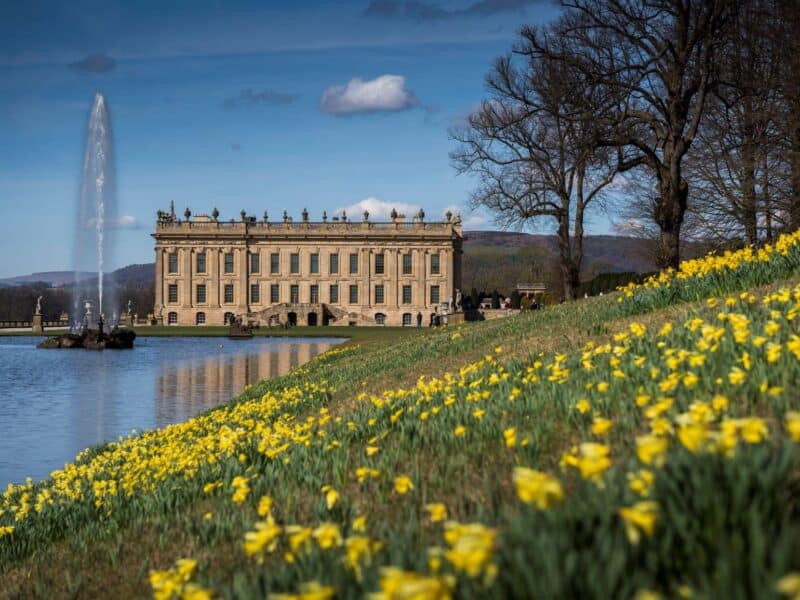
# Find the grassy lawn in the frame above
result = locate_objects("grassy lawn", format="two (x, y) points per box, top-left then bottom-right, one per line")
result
(3, 232), (800, 599)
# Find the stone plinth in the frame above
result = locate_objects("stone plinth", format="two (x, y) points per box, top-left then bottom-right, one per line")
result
(448, 312), (466, 325)
(32, 314), (43, 333)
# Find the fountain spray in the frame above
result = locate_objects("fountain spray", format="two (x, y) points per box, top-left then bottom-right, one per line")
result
(73, 92), (117, 324)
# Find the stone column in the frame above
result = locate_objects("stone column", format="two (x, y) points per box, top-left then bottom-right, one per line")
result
(154, 247), (164, 314)
(442, 248), (451, 310)
(239, 246), (249, 314)
(390, 248), (399, 309)
(209, 247), (220, 310)
(417, 248), (426, 309)
(183, 247), (193, 310)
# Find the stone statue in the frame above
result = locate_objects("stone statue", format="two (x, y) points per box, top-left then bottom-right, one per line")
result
(35, 296), (42, 315)
(455, 289), (463, 311)
(127, 300), (133, 315)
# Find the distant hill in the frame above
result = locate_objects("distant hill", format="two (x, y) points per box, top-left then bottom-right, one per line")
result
(0, 265), (153, 288)
(80, 263), (155, 288)
(0, 271), (94, 287)
(464, 231), (661, 274)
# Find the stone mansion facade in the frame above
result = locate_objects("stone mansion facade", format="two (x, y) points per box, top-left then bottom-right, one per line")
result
(152, 206), (463, 327)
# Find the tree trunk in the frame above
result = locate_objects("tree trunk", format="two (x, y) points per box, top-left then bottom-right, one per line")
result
(654, 156), (689, 270)
(763, 153), (774, 243)
(741, 107), (759, 243)
(569, 181), (586, 301)
(556, 209), (578, 301)
(790, 104), (800, 230)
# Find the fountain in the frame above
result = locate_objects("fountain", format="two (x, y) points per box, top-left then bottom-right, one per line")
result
(39, 92), (135, 350)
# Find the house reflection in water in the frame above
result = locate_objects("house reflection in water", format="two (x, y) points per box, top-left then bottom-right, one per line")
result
(154, 341), (336, 426)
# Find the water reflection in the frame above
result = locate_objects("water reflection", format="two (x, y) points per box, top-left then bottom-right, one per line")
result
(154, 342), (333, 424)
(0, 337), (341, 486)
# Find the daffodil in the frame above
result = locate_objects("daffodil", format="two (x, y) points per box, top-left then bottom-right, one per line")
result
(636, 435), (668, 467)
(786, 412), (800, 442)
(312, 522), (343, 549)
(513, 467), (564, 509)
(394, 475), (414, 495)
(425, 503), (448, 522)
(618, 501), (659, 544)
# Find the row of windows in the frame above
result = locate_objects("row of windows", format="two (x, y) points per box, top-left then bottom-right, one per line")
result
(167, 283), (441, 305)
(167, 251), (441, 276)
(168, 311), (421, 326)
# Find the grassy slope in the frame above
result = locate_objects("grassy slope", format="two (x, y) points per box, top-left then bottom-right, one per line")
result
(3, 237), (800, 599)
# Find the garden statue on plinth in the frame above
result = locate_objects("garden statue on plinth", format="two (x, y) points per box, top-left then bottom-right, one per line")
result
(126, 300), (135, 327)
(32, 296), (43, 333)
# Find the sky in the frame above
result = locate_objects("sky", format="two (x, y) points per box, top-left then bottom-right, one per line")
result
(0, 0), (584, 278)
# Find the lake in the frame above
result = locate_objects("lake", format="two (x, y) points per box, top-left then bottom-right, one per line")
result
(0, 335), (342, 487)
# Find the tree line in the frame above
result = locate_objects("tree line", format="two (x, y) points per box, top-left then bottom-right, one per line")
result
(451, 0), (800, 301)
(0, 282), (154, 322)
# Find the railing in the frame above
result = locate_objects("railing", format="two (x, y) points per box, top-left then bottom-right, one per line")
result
(516, 282), (548, 290)
(156, 220), (458, 232)
(0, 320), (68, 328)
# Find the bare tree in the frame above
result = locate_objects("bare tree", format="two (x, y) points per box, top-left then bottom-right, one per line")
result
(772, 0), (800, 230)
(685, 0), (788, 245)
(523, 1), (734, 269)
(451, 31), (618, 301)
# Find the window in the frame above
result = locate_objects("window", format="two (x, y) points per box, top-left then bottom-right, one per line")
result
(310, 253), (319, 274)
(402, 253), (412, 275)
(375, 253), (384, 275)
(329, 284), (339, 304)
(402, 285), (412, 304)
(250, 283), (260, 303)
(402, 313), (412, 326)
(349, 284), (358, 304)
(431, 253), (440, 275)
(224, 253), (234, 274)
(196, 284), (206, 304)
(250, 252), (260, 274)
(310, 284), (319, 304)
(195, 312), (206, 325)
(196, 252), (206, 274)
(224, 312), (234, 325)
(168, 252), (178, 273)
(290, 284), (299, 303)
(168, 311), (178, 325)
(375, 284), (384, 304)
(168, 284), (178, 303)
(224, 284), (234, 303)
(349, 253), (359, 274)
(430, 285), (440, 304)
(329, 253), (339, 274)
(270, 253), (280, 274)
(375, 313), (386, 325)
(270, 284), (280, 303)
(290, 253), (300, 274)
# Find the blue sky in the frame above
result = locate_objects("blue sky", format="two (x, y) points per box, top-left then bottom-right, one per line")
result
(0, 0), (583, 277)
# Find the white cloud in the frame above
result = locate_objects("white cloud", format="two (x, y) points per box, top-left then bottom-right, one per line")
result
(613, 218), (649, 236)
(114, 215), (140, 229)
(320, 74), (419, 116)
(335, 197), (420, 220)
